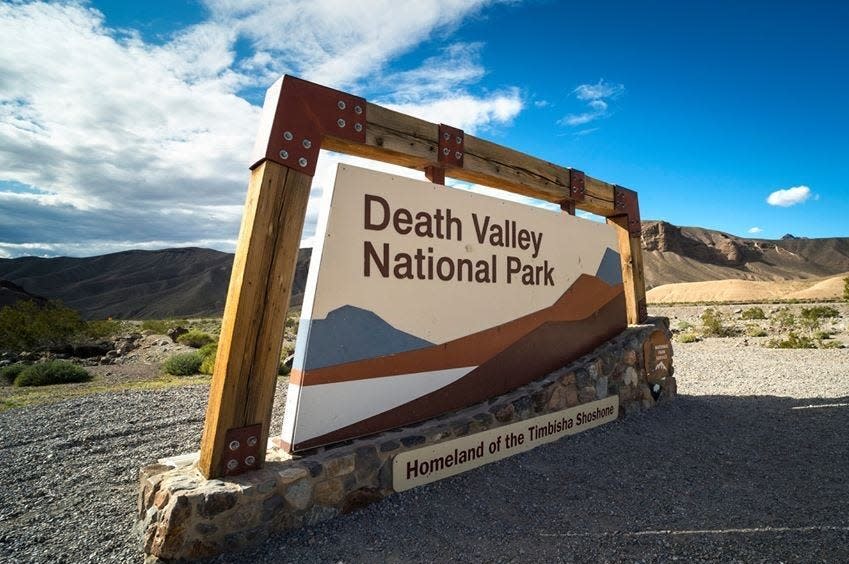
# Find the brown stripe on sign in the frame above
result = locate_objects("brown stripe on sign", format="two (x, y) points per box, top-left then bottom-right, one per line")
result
(294, 274), (622, 386)
(289, 290), (626, 452)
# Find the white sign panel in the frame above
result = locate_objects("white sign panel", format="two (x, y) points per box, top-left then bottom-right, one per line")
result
(281, 164), (625, 452)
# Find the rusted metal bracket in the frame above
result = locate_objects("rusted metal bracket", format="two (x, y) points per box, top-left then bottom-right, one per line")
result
(569, 168), (586, 202)
(437, 124), (464, 168)
(222, 423), (262, 477)
(250, 75), (367, 176)
(424, 165), (446, 185)
(560, 168), (586, 215)
(613, 185), (642, 238)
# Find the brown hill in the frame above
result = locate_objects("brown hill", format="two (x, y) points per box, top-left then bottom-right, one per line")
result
(0, 280), (48, 309)
(641, 221), (849, 289)
(0, 248), (311, 320)
(0, 221), (844, 318)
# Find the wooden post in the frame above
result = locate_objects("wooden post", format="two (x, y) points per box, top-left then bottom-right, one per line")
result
(608, 216), (648, 324)
(198, 161), (311, 479)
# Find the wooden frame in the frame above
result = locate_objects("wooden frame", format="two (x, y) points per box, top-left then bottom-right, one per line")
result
(197, 75), (647, 479)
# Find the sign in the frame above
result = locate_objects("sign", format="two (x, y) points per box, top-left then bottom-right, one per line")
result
(643, 330), (672, 383)
(280, 164), (626, 452)
(393, 396), (619, 491)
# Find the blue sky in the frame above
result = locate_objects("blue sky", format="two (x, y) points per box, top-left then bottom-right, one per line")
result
(1, 0), (846, 258)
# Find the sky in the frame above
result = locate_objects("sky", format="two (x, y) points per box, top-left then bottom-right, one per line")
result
(0, 0), (847, 258)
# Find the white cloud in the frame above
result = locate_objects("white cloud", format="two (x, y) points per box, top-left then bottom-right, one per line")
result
(560, 79), (624, 128)
(766, 185), (812, 207)
(203, 0), (499, 90)
(747, 226), (763, 234)
(0, 1), (525, 257)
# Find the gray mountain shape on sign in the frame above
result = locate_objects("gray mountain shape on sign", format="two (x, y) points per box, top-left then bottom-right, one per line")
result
(304, 305), (434, 370)
(595, 248), (623, 285)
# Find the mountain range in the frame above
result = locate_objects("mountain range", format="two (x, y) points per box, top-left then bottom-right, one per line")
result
(0, 221), (846, 318)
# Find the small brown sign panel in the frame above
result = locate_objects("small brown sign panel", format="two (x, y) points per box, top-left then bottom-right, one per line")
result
(643, 330), (672, 384)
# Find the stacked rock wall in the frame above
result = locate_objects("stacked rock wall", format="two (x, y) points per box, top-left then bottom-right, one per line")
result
(138, 318), (675, 562)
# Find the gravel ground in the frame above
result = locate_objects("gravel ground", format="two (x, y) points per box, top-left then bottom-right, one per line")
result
(1, 338), (848, 563)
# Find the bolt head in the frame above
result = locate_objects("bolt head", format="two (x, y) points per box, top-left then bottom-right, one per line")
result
(354, 105), (363, 114)
(443, 132), (450, 141)
(455, 151), (462, 160)
(247, 436), (258, 447)
(354, 122), (363, 132)
(456, 136), (462, 144)
(302, 139), (312, 149)
(278, 150), (289, 160)
(226, 459), (238, 470)
(283, 131), (293, 141)
(245, 456), (256, 466)
(337, 118), (346, 128)
(337, 100), (346, 110)
(228, 440), (240, 451)
(298, 157), (308, 167)
(442, 147), (450, 155)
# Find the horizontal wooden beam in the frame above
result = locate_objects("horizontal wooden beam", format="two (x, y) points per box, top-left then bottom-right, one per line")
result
(323, 103), (617, 216)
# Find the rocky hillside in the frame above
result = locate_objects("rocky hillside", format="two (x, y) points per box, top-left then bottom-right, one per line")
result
(641, 221), (849, 289)
(1, 222), (846, 318)
(0, 247), (311, 319)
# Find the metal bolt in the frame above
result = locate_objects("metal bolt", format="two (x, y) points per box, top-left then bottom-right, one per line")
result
(443, 132), (450, 141)
(354, 123), (362, 132)
(228, 440), (240, 451)
(337, 100), (346, 110)
(226, 459), (238, 471)
(455, 151), (462, 160)
(283, 131), (293, 141)
(247, 436), (258, 447)
(456, 136), (462, 144)
(245, 455), (256, 466)
(302, 139), (312, 149)
(337, 118), (346, 128)
(442, 147), (450, 156)
(298, 157), (308, 167)
(278, 150), (288, 160)
(354, 105), (363, 114)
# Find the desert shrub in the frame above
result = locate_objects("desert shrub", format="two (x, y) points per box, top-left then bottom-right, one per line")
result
(163, 352), (203, 376)
(0, 300), (85, 352)
(140, 319), (187, 334)
(700, 308), (734, 337)
(765, 332), (816, 349)
(84, 319), (126, 340)
(677, 331), (700, 343)
(771, 308), (796, 331)
(14, 361), (92, 387)
(198, 343), (218, 375)
(801, 306), (839, 320)
(745, 324), (767, 337)
(741, 307), (766, 320)
(676, 321), (693, 332)
(813, 330), (833, 341)
(0, 363), (26, 384)
(176, 330), (215, 348)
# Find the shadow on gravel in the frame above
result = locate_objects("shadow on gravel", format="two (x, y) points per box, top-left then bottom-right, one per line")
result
(1, 391), (847, 563)
(200, 394), (849, 564)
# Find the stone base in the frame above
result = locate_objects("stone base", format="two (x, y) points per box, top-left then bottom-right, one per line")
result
(138, 319), (675, 562)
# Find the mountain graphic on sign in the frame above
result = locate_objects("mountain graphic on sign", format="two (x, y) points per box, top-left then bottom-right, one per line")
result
(290, 273), (627, 450)
(303, 305), (434, 370)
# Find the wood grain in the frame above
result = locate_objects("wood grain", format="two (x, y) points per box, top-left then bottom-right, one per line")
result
(608, 215), (648, 324)
(198, 161), (311, 478)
